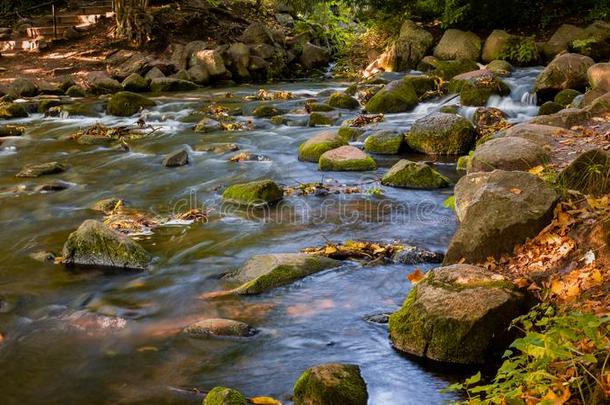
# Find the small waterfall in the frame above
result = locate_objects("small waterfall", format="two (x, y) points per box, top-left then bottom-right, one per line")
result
(521, 91), (537, 105)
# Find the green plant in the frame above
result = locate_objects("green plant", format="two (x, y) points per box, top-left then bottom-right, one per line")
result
(443, 195), (456, 211)
(498, 36), (538, 66)
(445, 305), (610, 404)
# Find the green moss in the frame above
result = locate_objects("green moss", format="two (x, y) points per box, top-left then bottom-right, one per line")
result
(66, 85), (87, 97)
(440, 105), (459, 114)
(381, 160), (449, 189)
(337, 126), (364, 142)
(403, 75), (441, 98)
(486, 60), (513, 76)
(319, 154), (377, 172)
(328, 92), (360, 109)
(307, 102), (335, 112)
(203, 387), (247, 405)
(298, 133), (347, 162)
(308, 112), (335, 126)
(122, 73), (150, 93)
(538, 101), (563, 116)
(293, 364), (368, 405)
(365, 79), (418, 114)
(457, 154), (472, 171)
(388, 288), (428, 356)
(38, 99), (63, 113)
(407, 114), (475, 155)
(554, 89), (580, 107)
(61, 103), (98, 117)
(222, 179), (283, 206)
(149, 78), (198, 92)
(253, 105), (282, 118)
(0, 102), (27, 119)
(363, 131), (404, 155)
(107, 92), (155, 117)
(431, 59), (479, 80)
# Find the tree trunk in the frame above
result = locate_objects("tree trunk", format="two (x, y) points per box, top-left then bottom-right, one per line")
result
(114, 0), (151, 45)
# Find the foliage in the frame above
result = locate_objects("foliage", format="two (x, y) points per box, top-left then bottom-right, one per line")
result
(445, 304), (610, 404)
(498, 36), (538, 66)
(294, 1), (356, 55)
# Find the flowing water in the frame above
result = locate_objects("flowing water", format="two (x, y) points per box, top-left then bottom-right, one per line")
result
(0, 68), (541, 405)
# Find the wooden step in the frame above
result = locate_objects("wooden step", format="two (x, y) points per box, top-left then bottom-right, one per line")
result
(37, 12), (113, 26)
(26, 24), (93, 38)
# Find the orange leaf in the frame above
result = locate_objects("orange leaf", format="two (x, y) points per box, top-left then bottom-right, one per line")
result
(407, 268), (426, 284)
(249, 397), (282, 405)
(514, 278), (530, 288)
(511, 188), (523, 195)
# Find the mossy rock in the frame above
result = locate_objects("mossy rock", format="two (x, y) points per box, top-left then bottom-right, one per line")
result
(91, 197), (124, 213)
(486, 60), (513, 76)
(203, 387), (247, 405)
(431, 59), (479, 80)
(62, 220), (152, 271)
(448, 70), (511, 106)
(439, 105), (459, 114)
(554, 89), (581, 107)
(253, 105), (282, 118)
(222, 179), (283, 206)
(307, 102), (335, 112)
(388, 264), (525, 364)
(149, 77), (198, 92)
(298, 131), (347, 162)
(402, 75), (440, 99)
(0, 125), (25, 137)
(407, 112), (475, 155)
(228, 253), (341, 295)
(363, 131), (404, 155)
(66, 85), (87, 97)
(381, 160), (449, 189)
(337, 126), (365, 142)
(16, 161), (66, 178)
(293, 363), (368, 405)
(328, 92), (360, 109)
(61, 102), (99, 117)
(107, 92), (155, 117)
(365, 79), (418, 114)
(319, 146), (376, 171)
(457, 155), (471, 171)
(0, 102), (27, 119)
(122, 73), (150, 93)
(37, 99), (63, 114)
(183, 319), (255, 338)
(538, 101), (563, 116)
(469, 137), (550, 173)
(558, 149), (610, 196)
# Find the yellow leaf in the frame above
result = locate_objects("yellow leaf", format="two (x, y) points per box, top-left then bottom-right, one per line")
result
(566, 284), (580, 299)
(590, 269), (603, 285)
(324, 245), (338, 255)
(249, 397), (282, 405)
(528, 165), (545, 176)
(407, 268), (426, 284)
(550, 279), (564, 296)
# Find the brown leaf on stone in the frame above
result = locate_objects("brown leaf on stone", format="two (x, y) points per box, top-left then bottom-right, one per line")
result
(407, 268), (426, 284)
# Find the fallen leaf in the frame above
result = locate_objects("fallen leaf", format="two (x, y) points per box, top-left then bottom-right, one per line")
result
(528, 165), (545, 176)
(510, 188), (523, 195)
(407, 268), (426, 284)
(249, 397), (282, 405)
(137, 346), (158, 352)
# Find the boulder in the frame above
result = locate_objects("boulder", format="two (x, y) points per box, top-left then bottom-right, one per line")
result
(445, 170), (557, 263)
(363, 131), (404, 155)
(379, 20), (434, 71)
(107, 92), (155, 117)
(183, 40), (208, 68)
(0, 102), (27, 119)
(389, 264), (525, 364)
(529, 108), (590, 128)
(226, 42), (250, 80)
(319, 146), (377, 171)
(328, 92), (359, 109)
(337, 126), (365, 142)
(183, 318), (255, 338)
(365, 79), (418, 113)
(121, 73), (149, 93)
(308, 112), (337, 126)
(62, 220), (152, 270)
(162, 149), (189, 167)
(538, 101), (564, 116)
(9, 78), (38, 97)
(448, 69), (510, 106)
(108, 52), (150, 80)
(469, 137), (549, 173)
(406, 113), (475, 155)
(298, 131), (347, 162)
(149, 78), (198, 92)
(144, 67), (165, 80)
(187, 65), (210, 85)
(16, 161), (66, 178)
(190, 49), (227, 78)
(434, 29), (482, 61)
(240, 22), (274, 45)
(585, 91), (610, 116)
(0, 125), (25, 137)
(473, 107), (509, 139)
(222, 179), (283, 206)
(486, 60), (513, 76)
(227, 253), (341, 295)
(588, 63), (610, 91)
(381, 160), (449, 189)
(482, 30), (511, 63)
(554, 89), (581, 107)
(203, 387), (247, 405)
(543, 24), (587, 61)
(534, 53), (594, 99)
(402, 75), (439, 99)
(300, 43), (331, 69)
(66, 85), (87, 97)
(253, 105), (282, 118)
(558, 149), (610, 196)
(497, 123), (568, 147)
(431, 59), (479, 80)
(293, 364), (368, 405)
(86, 71), (122, 95)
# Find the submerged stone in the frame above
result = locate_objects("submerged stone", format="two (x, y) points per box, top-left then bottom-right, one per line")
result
(222, 179), (283, 206)
(183, 318), (255, 338)
(107, 92), (155, 117)
(16, 161), (66, 178)
(162, 149), (189, 167)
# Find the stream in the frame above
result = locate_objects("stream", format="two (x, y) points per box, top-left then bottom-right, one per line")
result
(0, 67), (541, 404)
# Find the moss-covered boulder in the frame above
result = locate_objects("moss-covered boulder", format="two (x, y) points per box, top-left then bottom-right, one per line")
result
(337, 126), (365, 142)
(16, 161), (66, 178)
(86, 72), (122, 95)
(293, 363), (368, 405)
(227, 253), (341, 295)
(469, 137), (549, 173)
(389, 264), (525, 364)
(365, 79), (418, 114)
(0, 125), (25, 137)
(534, 53), (594, 100)
(149, 77), (198, 92)
(448, 70), (510, 106)
(363, 131), (404, 155)
(62, 220), (152, 270)
(253, 105), (282, 118)
(222, 179), (283, 206)
(486, 60), (513, 76)
(107, 92), (155, 117)
(308, 112), (337, 127)
(307, 102), (335, 112)
(298, 131), (347, 162)
(319, 146), (376, 171)
(406, 112), (475, 155)
(66, 85), (87, 97)
(431, 59), (479, 80)
(434, 29), (482, 61)
(203, 387), (247, 405)
(554, 89), (581, 107)
(403, 75), (441, 99)
(122, 73), (150, 93)
(381, 160), (449, 189)
(0, 102), (27, 119)
(328, 92), (359, 109)
(445, 170), (557, 264)
(183, 318), (255, 338)
(558, 149), (610, 196)
(538, 101), (563, 116)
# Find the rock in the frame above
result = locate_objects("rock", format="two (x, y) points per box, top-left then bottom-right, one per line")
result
(319, 146), (377, 172)
(35, 180), (71, 193)
(538, 101), (564, 116)
(228, 253), (341, 295)
(558, 149), (610, 196)
(190, 49), (227, 78)
(162, 149), (189, 167)
(300, 42), (331, 69)
(66, 85), (87, 97)
(37, 81), (63, 96)
(364, 313), (390, 324)
(407, 113), (475, 155)
(62, 220), (152, 270)
(482, 30), (512, 63)
(363, 131), (404, 155)
(365, 79), (418, 114)
(293, 364), (368, 405)
(529, 108), (590, 128)
(445, 170), (557, 263)
(144, 67), (165, 80)
(91, 198), (123, 213)
(0, 125), (25, 137)
(248, 55), (271, 81)
(486, 60), (513, 76)
(196, 143), (239, 154)
(298, 131), (347, 162)
(337, 126), (365, 142)
(149, 78), (198, 92)
(275, 12), (294, 28)
(0, 103), (27, 119)
(107, 92), (155, 117)
(473, 107), (509, 139)
(588, 63), (610, 91)
(543, 24), (587, 61)
(250, 43), (276, 60)
(222, 179), (283, 206)
(308, 112), (338, 127)
(86, 71), (122, 95)
(183, 318), (255, 338)
(392, 246), (444, 264)
(469, 137), (549, 173)
(253, 105), (282, 118)
(108, 52), (150, 80)
(431, 59), (480, 80)
(379, 20), (434, 71)
(16, 161), (66, 178)
(449, 69), (510, 106)
(226, 42), (251, 80)
(186, 65), (209, 85)
(122, 73), (149, 92)
(240, 22), (274, 45)
(203, 387), (247, 405)
(434, 29), (482, 61)
(307, 102), (334, 112)
(381, 160), (449, 189)
(388, 264), (525, 364)
(9, 78), (38, 97)
(554, 89), (581, 107)
(402, 75), (439, 99)
(497, 123), (568, 147)
(585, 91), (610, 116)
(535, 53), (594, 99)
(328, 92), (359, 109)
